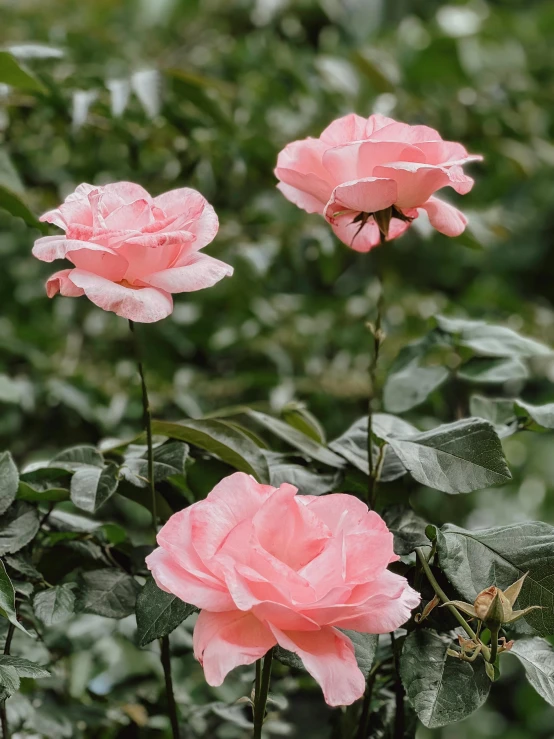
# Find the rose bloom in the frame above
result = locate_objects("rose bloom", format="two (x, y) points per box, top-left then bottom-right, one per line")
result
(146, 472), (420, 706)
(275, 113), (482, 252)
(32, 182), (233, 323)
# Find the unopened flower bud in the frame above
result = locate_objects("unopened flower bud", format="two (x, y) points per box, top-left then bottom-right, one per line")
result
(474, 586), (513, 626)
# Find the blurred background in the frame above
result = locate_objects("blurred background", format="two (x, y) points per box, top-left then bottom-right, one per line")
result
(1, 0), (554, 736)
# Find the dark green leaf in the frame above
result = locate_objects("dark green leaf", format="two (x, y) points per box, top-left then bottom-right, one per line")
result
(121, 441), (188, 487)
(136, 577), (196, 646)
(383, 364), (448, 413)
(341, 631), (378, 678)
(400, 629), (490, 728)
(510, 637), (554, 706)
(33, 584), (76, 626)
(70, 462), (119, 513)
(151, 418), (269, 482)
(0, 501), (40, 555)
(51, 446), (103, 471)
(458, 357), (528, 384)
(267, 458), (342, 495)
(0, 51), (46, 92)
(0, 184), (45, 230)
(387, 417), (511, 494)
(274, 646), (304, 671)
(0, 558), (29, 634)
(437, 522), (554, 636)
(383, 505), (430, 556)
(281, 404), (326, 444)
(0, 452), (18, 516)
(18, 467), (71, 503)
(77, 569), (140, 619)
(436, 316), (553, 358)
(247, 410), (344, 468)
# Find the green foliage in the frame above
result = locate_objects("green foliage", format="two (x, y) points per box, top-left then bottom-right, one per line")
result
(510, 638), (554, 707)
(135, 577), (196, 647)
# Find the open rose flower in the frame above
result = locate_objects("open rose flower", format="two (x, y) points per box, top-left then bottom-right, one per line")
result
(275, 113), (482, 252)
(33, 182), (233, 322)
(146, 472), (420, 706)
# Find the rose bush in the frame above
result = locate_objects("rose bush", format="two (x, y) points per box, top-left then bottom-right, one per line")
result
(275, 113), (481, 252)
(32, 182), (233, 322)
(147, 471), (420, 706)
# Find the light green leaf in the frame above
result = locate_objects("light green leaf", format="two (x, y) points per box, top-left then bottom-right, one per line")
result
(515, 400), (554, 430)
(18, 467), (70, 503)
(281, 403), (326, 444)
(77, 569), (140, 619)
(384, 364), (448, 413)
(0, 51), (46, 93)
(458, 357), (528, 384)
(469, 395), (517, 438)
(247, 410), (344, 468)
(400, 629), (490, 728)
(0, 184), (44, 230)
(51, 446), (104, 471)
(267, 458), (342, 496)
(387, 417), (511, 494)
(151, 418), (269, 482)
(0, 665), (20, 696)
(436, 315), (553, 358)
(0, 559), (29, 634)
(510, 637), (554, 706)
(0, 501), (40, 555)
(70, 462), (119, 513)
(33, 584), (76, 626)
(437, 522), (554, 636)
(0, 656), (49, 679)
(0, 452), (18, 516)
(136, 577), (196, 646)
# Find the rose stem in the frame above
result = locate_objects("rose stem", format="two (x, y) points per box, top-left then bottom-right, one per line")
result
(0, 622), (15, 738)
(355, 664), (378, 739)
(414, 547), (491, 662)
(367, 249), (384, 509)
(253, 648), (274, 739)
(128, 320), (180, 739)
(390, 631), (405, 739)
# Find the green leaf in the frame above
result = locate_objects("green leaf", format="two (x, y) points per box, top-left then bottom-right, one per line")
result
(0, 452), (18, 516)
(0, 501), (40, 555)
(383, 364), (448, 413)
(151, 418), (269, 482)
(458, 357), (528, 384)
(0, 665), (19, 696)
(136, 577), (196, 646)
(267, 460), (342, 496)
(386, 417), (511, 494)
(469, 395), (517, 437)
(121, 441), (188, 487)
(510, 637), (554, 706)
(274, 646), (304, 671)
(0, 559), (29, 635)
(400, 629), (490, 728)
(341, 631), (378, 678)
(0, 656), (49, 679)
(436, 522), (554, 636)
(383, 505), (430, 556)
(18, 467), (70, 503)
(281, 404), (326, 444)
(247, 410), (344, 468)
(436, 315), (553, 358)
(33, 584), (76, 626)
(515, 400), (554, 430)
(77, 569), (140, 619)
(0, 184), (44, 230)
(51, 446), (104, 471)
(0, 51), (46, 93)
(70, 462), (119, 513)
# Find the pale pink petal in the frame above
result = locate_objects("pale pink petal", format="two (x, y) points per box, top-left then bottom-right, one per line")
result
(324, 178), (398, 216)
(68, 269), (173, 323)
(45, 269), (84, 298)
(153, 188), (219, 249)
(68, 248), (128, 282)
(32, 236), (118, 263)
(146, 547), (235, 611)
(104, 199), (152, 231)
(269, 625), (365, 706)
(415, 141), (476, 165)
(420, 196), (468, 236)
(120, 230), (196, 249)
(329, 215), (382, 253)
(193, 610), (276, 686)
(252, 483), (330, 570)
(101, 181), (151, 204)
(118, 243), (183, 283)
(373, 162), (453, 208)
(319, 113), (371, 145)
(276, 182), (326, 215)
(276, 138), (332, 182)
(274, 168), (333, 210)
(302, 494), (371, 535)
(370, 122), (442, 144)
(143, 252), (233, 294)
(322, 141), (425, 183)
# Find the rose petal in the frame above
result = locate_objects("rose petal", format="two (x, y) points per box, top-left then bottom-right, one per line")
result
(420, 196), (468, 236)
(143, 252), (233, 294)
(45, 269), (84, 298)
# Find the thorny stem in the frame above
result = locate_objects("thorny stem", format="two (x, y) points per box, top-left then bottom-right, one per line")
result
(1, 622), (16, 738)
(367, 251), (385, 509)
(129, 321), (179, 739)
(415, 547), (491, 662)
(253, 648), (274, 739)
(129, 320), (157, 536)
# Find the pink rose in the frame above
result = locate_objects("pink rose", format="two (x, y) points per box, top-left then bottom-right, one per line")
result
(275, 113), (482, 252)
(33, 182), (233, 323)
(146, 472), (420, 706)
